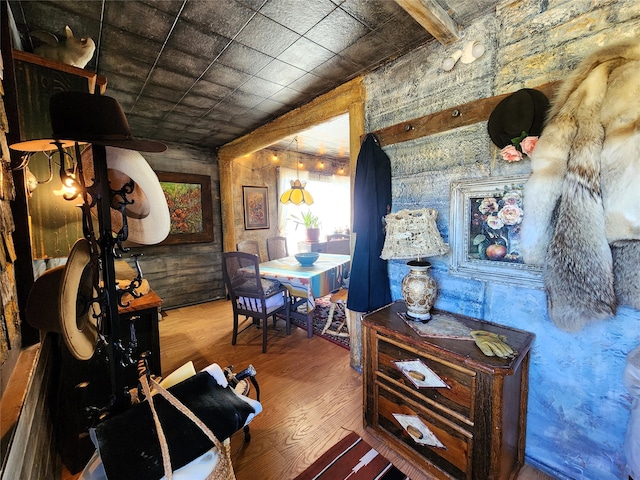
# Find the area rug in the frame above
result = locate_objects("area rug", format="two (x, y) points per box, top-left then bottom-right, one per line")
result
(290, 295), (350, 350)
(294, 431), (410, 480)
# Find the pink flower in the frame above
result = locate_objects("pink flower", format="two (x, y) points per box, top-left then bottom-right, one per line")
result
(486, 214), (504, 230)
(520, 136), (538, 156)
(478, 197), (499, 214)
(498, 204), (524, 226)
(500, 145), (523, 163)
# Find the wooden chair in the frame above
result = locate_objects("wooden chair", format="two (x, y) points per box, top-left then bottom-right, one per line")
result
(237, 240), (261, 261)
(321, 288), (349, 337)
(222, 251), (290, 353)
(266, 236), (288, 260)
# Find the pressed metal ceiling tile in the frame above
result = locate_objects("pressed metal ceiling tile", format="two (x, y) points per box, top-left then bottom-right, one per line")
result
(234, 13), (300, 57)
(254, 98), (288, 115)
(374, 14), (432, 51)
(341, 30), (400, 70)
(269, 86), (307, 106)
(202, 63), (251, 90)
(180, 93), (222, 111)
(103, 2), (175, 42)
(139, 0), (186, 17)
(206, 103), (240, 119)
(338, 0), (406, 29)
(222, 90), (266, 110)
(141, 83), (186, 104)
(103, 86), (138, 112)
(130, 95), (180, 118)
(237, 76), (283, 98)
(180, 0), (256, 38)
(288, 73), (336, 95)
(217, 42), (273, 76)
(258, 0), (337, 35)
(304, 7), (371, 54)
(255, 59), (307, 87)
(147, 66), (197, 91)
(9, 0), (505, 151)
(167, 21), (231, 59)
(99, 26), (164, 64)
(277, 37), (334, 71)
(239, 108), (274, 124)
(310, 54), (362, 83)
(190, 80), (234, 100)
(156, 47), (214, 78)
(98, 51), (153, 82)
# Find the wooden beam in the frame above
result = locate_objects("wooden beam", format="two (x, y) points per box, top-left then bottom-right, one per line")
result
(394, 0), (459, 45)
(370, 81), (560, 148)
(217, 77), (364, 162)
(217, 77), (366, 253)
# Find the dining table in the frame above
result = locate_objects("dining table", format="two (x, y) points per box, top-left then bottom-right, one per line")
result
(257, 253), (351, 337)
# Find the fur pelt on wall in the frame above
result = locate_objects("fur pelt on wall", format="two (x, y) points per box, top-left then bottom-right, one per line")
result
(521, 39), (640, 331)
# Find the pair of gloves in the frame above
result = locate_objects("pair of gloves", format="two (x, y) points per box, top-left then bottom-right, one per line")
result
(471, 330), (515, 358)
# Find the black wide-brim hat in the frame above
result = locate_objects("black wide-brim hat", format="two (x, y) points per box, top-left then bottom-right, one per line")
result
(10, 91), (167, 153)
(487, 88), (550, 149)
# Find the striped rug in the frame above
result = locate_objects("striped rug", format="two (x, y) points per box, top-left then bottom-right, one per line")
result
(294, 432), (410, 480)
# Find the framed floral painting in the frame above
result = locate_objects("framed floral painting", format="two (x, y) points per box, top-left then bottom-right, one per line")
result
(449, 175), (543, 288)
(157, 172), (214, 245)
(243, 186), (270, 230)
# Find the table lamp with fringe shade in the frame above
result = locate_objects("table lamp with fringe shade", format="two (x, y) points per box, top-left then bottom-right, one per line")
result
(381, 208), (449, 321)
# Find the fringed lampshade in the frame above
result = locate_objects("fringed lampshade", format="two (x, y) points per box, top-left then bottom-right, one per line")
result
(381, 208), (449, 321)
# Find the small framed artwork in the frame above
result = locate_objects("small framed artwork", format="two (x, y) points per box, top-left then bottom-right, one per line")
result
(243, 186), (270, 230)
(157, 172), (214, 245)
(449, 175), (543, 288)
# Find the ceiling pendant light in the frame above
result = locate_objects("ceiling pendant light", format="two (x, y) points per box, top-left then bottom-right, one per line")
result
(279, 137), (313, 205)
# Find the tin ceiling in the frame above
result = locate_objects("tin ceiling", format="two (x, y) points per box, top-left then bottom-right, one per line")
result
(7, 0), (497, 159)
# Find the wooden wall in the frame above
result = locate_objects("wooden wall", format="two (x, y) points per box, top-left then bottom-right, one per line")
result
(121, 143), (225, 309)
(0, 337), (58, 480)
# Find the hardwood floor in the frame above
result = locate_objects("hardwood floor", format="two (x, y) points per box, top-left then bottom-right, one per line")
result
(62, 299), (553, 479)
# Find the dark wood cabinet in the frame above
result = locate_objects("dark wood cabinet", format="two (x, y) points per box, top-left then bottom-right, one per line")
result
(363, 301), (534, 480)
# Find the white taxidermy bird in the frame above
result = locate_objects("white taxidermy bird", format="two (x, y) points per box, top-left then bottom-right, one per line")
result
(32, 25), (95, 68)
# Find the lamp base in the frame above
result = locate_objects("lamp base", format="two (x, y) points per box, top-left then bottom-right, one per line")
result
(401, 260), (437, 322)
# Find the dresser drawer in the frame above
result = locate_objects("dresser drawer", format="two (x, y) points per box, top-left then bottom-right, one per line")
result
(376, 334), (475, 425)
(375, 382), (472, 479)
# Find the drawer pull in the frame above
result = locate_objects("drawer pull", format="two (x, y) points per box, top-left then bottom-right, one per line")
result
(394, 360), (448, 388)
(393, 413), (445, 448)
(406, 425), (423, 439)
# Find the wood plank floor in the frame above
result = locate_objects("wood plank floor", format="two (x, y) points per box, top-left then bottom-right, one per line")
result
(63, 299), (553, 480)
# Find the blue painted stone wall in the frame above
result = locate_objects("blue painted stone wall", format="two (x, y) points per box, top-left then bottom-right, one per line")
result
(362, 1), (640, 478)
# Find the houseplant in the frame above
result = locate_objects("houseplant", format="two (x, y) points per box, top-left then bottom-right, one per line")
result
(292, 209), (321, 242)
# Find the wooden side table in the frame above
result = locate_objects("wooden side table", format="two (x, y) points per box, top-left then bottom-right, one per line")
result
(363, 301), (534, 480)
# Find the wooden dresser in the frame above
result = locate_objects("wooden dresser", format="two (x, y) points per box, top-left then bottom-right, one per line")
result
(363, 301), (534, 480)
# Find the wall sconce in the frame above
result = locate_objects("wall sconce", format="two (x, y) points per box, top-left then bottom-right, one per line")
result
(442, 49), (463, 71)
(442, 41), (485, 71)
(460, 40), (485, 64)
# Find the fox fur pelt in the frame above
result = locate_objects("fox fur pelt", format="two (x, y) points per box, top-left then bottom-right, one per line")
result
(521, 39), (640, 331)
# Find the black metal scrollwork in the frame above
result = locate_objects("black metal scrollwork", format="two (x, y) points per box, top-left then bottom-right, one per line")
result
(111, 178), (135, 252)
(116, 254), (145, 308)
